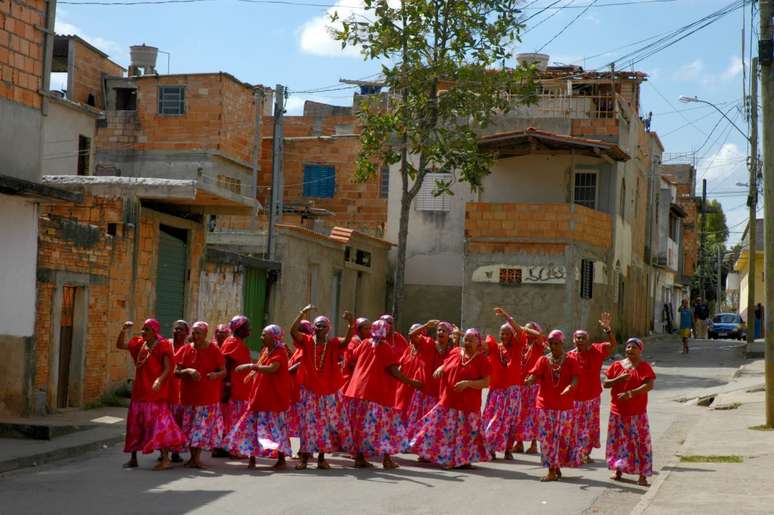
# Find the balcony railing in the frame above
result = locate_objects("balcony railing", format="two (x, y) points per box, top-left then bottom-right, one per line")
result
(505, 93), (620, 120)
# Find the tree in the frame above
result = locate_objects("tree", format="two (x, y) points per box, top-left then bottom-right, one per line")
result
(334, 0), (535, 324)
(694, 199), (730, 306)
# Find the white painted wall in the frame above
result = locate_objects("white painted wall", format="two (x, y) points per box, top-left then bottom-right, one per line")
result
(42, 101), (97, 176)
(0, 194), (38, 337)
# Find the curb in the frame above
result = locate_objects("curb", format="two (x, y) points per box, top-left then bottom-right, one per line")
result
(0, 434), (124, 474)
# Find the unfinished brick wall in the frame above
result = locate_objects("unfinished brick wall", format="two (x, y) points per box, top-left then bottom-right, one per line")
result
(69, 38), (124, 109)
(0, 0), (46, 109)
(571, 118), (619, 139)
(465, 202), (612, 251)
(34, 194), (207, 408)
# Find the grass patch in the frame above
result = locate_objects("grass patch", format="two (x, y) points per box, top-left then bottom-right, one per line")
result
(679, 455), (743, 463)
(749, 425), (774, 431)
(713, 402), (742, 411)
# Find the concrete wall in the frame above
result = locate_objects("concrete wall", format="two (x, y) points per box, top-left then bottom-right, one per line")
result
(738, 253), (765, 320)
(198, 261), (244, 327)
(42, 101), (97, 175)
(0, 97), (42, 181)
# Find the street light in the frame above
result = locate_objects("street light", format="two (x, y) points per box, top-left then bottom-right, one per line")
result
(678, 95), (750, 142)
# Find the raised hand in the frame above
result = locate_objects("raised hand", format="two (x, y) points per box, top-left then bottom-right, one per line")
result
(599, 312), (613, 332)
(122, 321), (134, 331)
(426, 320), (439, 329)
(494, 307), (509, 319)
(342, 310), (355, 323)
(301, 304), (316, 315)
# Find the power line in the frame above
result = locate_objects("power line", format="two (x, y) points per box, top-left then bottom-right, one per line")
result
(536, 0), (600, 53)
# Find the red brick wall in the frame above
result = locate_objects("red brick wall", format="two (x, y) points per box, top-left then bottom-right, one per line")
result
(69, 38), (124, 109)
(0, 0), (46, 109)
(465, 202), (612, 252)
(571, 118), (619, 138)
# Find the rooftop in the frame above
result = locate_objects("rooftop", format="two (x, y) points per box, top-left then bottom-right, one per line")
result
(478, 127), (630, 162)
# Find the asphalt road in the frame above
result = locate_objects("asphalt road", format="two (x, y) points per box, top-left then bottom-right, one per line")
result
(0, 337), (746, 515)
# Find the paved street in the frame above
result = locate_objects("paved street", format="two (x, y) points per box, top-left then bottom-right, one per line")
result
(0, 338), (747, 515)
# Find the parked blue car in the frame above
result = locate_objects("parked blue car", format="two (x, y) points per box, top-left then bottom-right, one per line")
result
(708, 313), (747, 340)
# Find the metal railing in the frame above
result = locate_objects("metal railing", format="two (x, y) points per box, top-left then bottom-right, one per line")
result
(505, 92), (620, 119)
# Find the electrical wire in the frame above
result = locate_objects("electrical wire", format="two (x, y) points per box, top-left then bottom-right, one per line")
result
(536, 0), (599, 52)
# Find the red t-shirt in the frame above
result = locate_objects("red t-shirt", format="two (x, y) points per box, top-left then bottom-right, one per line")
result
(344, 340), (400, 407)
(128, 336), (174, 402)
(421, 338), (452, 398)
(289, 347), (304, 404)
(177, 342), (225, 406)
(220, 335), (253, 402)
(569, 342), (611, 401)
(485, 333), (526, 390)
(340, 336), (364, 393)
(528, 354), (581, 411)
(296, 334), (345, 396)
(439, 348), (492, 413)
(395, 344), (427, 411)
(248, 345), (291, 413)
(521, 337), (547, 378)
(607, 360), (656, 416)
(167, 338), (187, 404)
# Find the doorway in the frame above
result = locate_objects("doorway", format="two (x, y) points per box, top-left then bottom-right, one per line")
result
(57, 286), (76, 408)
(155, 225), (188, 335)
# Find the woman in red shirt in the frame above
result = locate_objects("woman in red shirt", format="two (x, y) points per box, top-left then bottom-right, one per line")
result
(167, 320), (190, 442)
(568, 312), (616, 464)
(483, 307), (535, 460)
(215, 315), (253, 457)
(213, 324), (230, 348)
(116, 319), (187, 470)
(289, 305), (356, 470)
(515, 321), (547, 455)
(604, 337), (656, 486)
(175, 321), (226, 469)
(340, 317), (371, 393)
(402, 320), (441, 444)
(525, 329), (581, 482)
(410, 328), (491, 469)
(395, 323), (431, 419)
(226, 324), (292, 470)
(344, 319), (422, 469)
(287, 319), (312, 440)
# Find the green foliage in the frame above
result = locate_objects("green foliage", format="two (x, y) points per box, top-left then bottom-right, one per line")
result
(678, 455), (743, 463)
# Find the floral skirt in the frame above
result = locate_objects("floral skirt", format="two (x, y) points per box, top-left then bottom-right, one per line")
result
(606, 412), (653, 477)
(410, 404), (490, 468)
(170, 402), (185, 427)
(403, 390), (438, 442)
(483, 385), (522, 453)
(347, 398), (406, 458)
(297, 387), (354, 454)
(221, 399), (249, 436)
(124, 400), (187, 454)
(516, 384), (539, 441)
(574, 396), (601, 455)
(287, 401), (303, 438)
(538, 408), (581, 469)
(180, 403), (225, 450)
(225, 410), (292, 458)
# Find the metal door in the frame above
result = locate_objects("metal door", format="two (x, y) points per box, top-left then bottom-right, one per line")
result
(156, 226), (187, 336)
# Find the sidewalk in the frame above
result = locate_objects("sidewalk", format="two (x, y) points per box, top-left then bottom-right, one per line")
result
(632, 359), (774, 514)
(0, 407), (126, 474)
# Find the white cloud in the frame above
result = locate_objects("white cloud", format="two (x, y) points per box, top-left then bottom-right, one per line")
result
(697, 143), (747, 183)
(298, 0), (365, 58)
(672, 59), (705, 82)
(721, 56), (744, 80)
(55, 18), (126, 64)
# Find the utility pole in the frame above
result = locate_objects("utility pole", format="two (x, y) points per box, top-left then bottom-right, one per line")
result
(250, 88), (264, 231)
(758, 0), (774, 426)
(700, 178), (707, 302)
(716, 245), (722, 312)
(267, 84), (285, 260)
(747, 57), (759, 352)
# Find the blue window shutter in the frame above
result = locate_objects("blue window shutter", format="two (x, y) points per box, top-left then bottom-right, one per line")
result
(303, 165), (335, 198)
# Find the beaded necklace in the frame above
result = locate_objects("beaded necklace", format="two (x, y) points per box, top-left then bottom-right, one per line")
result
(547, 352), (565, 387)
(460, 347), (480, 367)
(134, 338), (157, 368)
(313, 335), (328, 372)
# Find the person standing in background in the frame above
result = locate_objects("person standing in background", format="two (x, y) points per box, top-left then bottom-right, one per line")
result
(678, 299), (693, 354)
(694, 298), (709, 339)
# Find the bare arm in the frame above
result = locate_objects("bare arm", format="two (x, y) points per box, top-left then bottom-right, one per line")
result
(290, 304), (315, 343)
(152, 354), (171, 392)
(619, 378), (655, 399)
(236, 361), (280, 375)
(494, 307), (523, 335)
(524, 374), (537, 386)
(116, 321), (133, 350)
(388, 364), (422, 389)
(338, 311), (356, 349)
(598, 312), (616, 356)
(409, 320), (439, 337)
(453, 375), (490, 392)
(603, 372), (630, 389)
(207, 366), (226, 381)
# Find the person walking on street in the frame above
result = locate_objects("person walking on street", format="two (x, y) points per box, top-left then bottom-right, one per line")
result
(678, 299), (693, 354)
(694, 298), (709, 339)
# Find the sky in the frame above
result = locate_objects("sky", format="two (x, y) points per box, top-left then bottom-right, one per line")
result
(54, 0), (753, 243)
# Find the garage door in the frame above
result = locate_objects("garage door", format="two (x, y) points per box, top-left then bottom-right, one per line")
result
(155, 226), (187, 336)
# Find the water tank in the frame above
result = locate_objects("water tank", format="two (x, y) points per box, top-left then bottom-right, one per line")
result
(517, 52), (549, 71)
(129, 44), (158, 72)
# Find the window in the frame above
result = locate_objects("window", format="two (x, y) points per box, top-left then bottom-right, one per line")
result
(158, 86), (185, 115)
(620, 179), (626, 218)
(77, 135), (91, 176)
(303, 164), (336, 198)
(669, 212), (678, 240)
(415, 172), (451, 212)
(499, 268), (522, 285)
(355, 249), (372, 268)
(115, 88), (137, 110)
(580, 259), (594, 299)
(573, 171), (597, 209)
(379, 165), (390, 199)
(217, 174), (242, 194)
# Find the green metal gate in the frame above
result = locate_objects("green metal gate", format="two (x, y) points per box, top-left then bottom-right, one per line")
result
(155, 226), (187, 336)
(243, 267), (267, 351)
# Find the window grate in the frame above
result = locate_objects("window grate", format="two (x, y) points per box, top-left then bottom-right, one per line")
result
(574, 172), (597, 210)
(379, 165), (389, 199)
(580, 259), (594, 299)
(415, 172), (451, 212)
(158, 86), (185, 115)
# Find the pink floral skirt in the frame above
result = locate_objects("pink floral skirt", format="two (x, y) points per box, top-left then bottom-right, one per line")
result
(170, 402), (185, 427)
(221, 399), (249, 436)
(403, 390), (438, 442)
(225, 410), (292, 458)
(124, 400), (187, 454)
(287, 401), (303, 438)
(538, 408), (581, 469)
(180, 403), (225, 450)
(516, 384), (539, 441)
(410, 404), (491, 468)
(606, 412), (653, 477)
(483, 385), (522, 453)
(574, 396), (601, 455)
(347, 398), (406, 458)
(297, 387), (354, 454)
